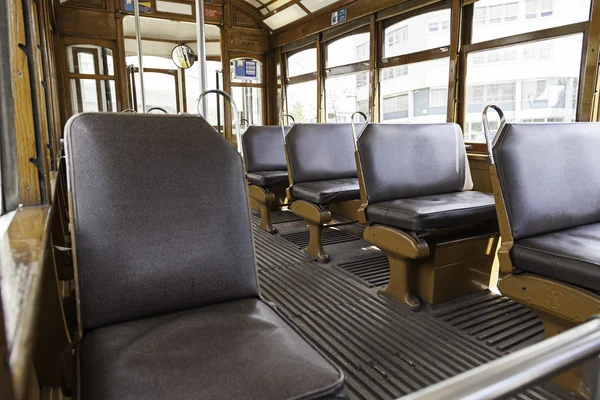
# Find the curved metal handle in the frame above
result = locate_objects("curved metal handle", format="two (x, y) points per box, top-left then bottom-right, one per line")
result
(351, 111), (369, 150)
(240, 118), (250, 128)
(122, 109), (137, 113)
(280, 113), (296, 139)
(147, 107), (169, 114)
(482, 105), (505, 165)
(197, 89), (242, 153)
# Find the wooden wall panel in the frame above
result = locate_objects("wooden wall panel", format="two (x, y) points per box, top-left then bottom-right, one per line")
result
(8, 0), (43, 205)
(56, 7), (117, 40)
(227, 27), (268, 53)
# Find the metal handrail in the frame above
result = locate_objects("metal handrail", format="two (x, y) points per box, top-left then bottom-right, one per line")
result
(350, 111), (368, 150)
(482, 104), (505, 165)
(196, 89), (242, 153)
(401, 317), (600, 400)
(280, 113), (296, 139)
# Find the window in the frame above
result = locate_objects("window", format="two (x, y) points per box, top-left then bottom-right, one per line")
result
(472, 0), (590, 43)
(287, 80), (318, 123)
(383, 8), (451, 58)
(379, 58), (450, 123)
(474, 7), (486, 25)
(325, 30), (371, 121)
(383, 93), (409, 120)
(288, 47), (317, 78)
(186, 61), (223, 124)
(127, 55), (179, 114)
(465, 35), (583, 142)
(326, 31), (370, 68)
(356, 42), (369, 60)
(232, 86), (263, 126)
(325, 72), (370, 122)
(68, 44), (116, 113)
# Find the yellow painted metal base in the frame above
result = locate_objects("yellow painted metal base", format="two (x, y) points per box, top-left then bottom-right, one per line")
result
(290, 200), (332, 262)
(499, 273), (600, 398)
(248, 185), (286, 234)
(364, 224), (498, 309)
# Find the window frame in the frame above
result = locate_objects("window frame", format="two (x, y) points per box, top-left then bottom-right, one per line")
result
(460, 1), (592, 149)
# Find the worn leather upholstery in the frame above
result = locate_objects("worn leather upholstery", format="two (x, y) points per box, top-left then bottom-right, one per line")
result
(365, 192), (497, 231)
(66, 113), (259, 332)
(357, 123), (494, 231)
(242, 125), (290, 173)
(291, 178), (360, 204)
(246, 170), (289, 187)
(493, 123), (600, 287)
(67, 113), (348, 400)
(493, 123), (600, 241)
(286, 123), (357, 183)
(79, 299), (346, 400)
(511, 223), (600, 291)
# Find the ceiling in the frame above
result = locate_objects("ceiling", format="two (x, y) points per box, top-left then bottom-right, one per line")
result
(242, 0), (347, 30)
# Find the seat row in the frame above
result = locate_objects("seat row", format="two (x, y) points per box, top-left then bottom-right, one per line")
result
(243, 116), (600, 396)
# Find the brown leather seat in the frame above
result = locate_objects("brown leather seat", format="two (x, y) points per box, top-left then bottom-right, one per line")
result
(66, 114), (347, 400)
(291, 178), (360, 204)
(246, 170), (289, 187)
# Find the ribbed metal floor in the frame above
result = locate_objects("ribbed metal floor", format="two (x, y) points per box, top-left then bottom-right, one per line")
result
(337, 255), (390, 288)
(252, 212), (574, 400)
(281, 228), (360, 248)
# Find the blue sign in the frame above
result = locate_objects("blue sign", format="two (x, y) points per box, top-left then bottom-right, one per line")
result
(234, 59), (258, 81)
(124, 0), (152, 12)
(331, 8), (347, 26)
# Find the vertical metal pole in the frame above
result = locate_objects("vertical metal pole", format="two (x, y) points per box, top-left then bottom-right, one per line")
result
(195, 0), (208, 116)
(216, 70), (221, 133)
(133, 0), (146, 113)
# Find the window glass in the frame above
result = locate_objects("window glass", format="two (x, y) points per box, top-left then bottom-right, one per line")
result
(134, 72), (177, 114)
(464, 34), (583, 142)
(383, 9), (451, 58)
(472, 0), (591, 43)
(325, 72), (370, 122)
(327, 32), (370, 68)
(232, 86), (263, 127)
(127, 56), (178, 113)
(286, 80), (318, 123)
(288, 48), (317, 77)
(186, 61), (223, 124)
(379, 57), (450, 123)
(70, 79), (116, 113)
(67, 45), (114, 75)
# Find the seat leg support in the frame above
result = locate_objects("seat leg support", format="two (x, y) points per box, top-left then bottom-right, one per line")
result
(248, 185), (278, 234)
(381, 254), (422, 309)
(290, 200), (332, 263)
(500, 273), (600, 399)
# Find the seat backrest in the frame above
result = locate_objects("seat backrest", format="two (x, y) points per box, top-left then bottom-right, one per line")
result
(493, 123), (600, 240)
(242, 125), (290, 173)
(66, 113), (259, 332)
(357, 123), (472, 204)
(286, 123), (356, 183)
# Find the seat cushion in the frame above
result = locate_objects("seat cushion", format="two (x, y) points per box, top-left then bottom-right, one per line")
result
(246, 170), (289, 187)
(365, 191), (497, 231)
(291, 178), (360, 204)
(512, 223), (600, 292)
(80, 299), (347, 400)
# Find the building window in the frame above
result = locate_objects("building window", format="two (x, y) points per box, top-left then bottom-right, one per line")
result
(526, 0), (554, 19)
(387, 25), (408, 48)
(474, 7), (486, 25)
(383, 93), (408, 114)
(430, 87), (448, 108)
(428, 22), (440, 32)
(489, 5), (502, 23)
(356, 42), (369, 61)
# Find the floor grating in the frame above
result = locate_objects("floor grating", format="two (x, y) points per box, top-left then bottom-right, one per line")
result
(251, 216), (573, 400)
(281, 228), (361, 248)
(337, 255), (390, 288)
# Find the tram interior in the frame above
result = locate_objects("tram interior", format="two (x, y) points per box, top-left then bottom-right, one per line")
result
(1, 0), (600, 400)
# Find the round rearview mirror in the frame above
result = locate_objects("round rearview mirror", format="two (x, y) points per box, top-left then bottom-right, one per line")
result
(171, 44), (196, 69)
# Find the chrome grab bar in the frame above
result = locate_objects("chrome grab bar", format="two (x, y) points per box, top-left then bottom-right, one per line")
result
(197, 89), (242, 154)
(482, 104), (505, 165)
(121, 109), (137, 113)
(240, 118), (250, 129)
(401, 317), (600, 400)
(280, 113), (296, 139)
(351, 111), (368, 151)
